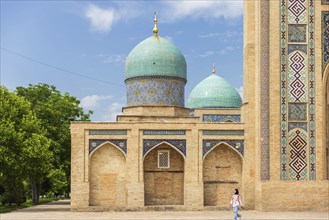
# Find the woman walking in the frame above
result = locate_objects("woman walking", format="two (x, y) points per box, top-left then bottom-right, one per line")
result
(230, 189), (243, 220)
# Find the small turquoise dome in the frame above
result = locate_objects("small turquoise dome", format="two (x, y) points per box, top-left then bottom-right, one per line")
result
(187, 73), (242, 109)
(125, 36), (187, 81)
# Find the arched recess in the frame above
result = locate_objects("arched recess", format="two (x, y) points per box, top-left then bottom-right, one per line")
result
(143, 143), (184, 205)
(203, 143), (242, 207)
(324, 64), (329, 180)
(89, 142), (126, 206)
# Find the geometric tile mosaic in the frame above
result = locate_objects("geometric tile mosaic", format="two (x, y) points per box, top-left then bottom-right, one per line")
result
(288, 103), (307, 121)
(89, 130), (127, 135)
(143, 130), (186, 136)
(202, 139), (244, 159)
(89, 139), (127, 155)
(202, 114), (241, 123)
(322, 12), (329, 75)
(288, 122), (308, 132)
(288, 0), (307, 23)
(288, 44), (307, 54)
(143, 139), (186, 158)
(288, 24), (307, 42)
(288, 51), (307, 102)
(288, 130), (308, 180)
(126, 76), (185, 107)
(202, 130), (244, 136)
(281, 0), (316, 180)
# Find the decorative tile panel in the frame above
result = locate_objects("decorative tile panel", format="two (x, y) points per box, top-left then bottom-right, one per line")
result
(323, 12), (329, 74)
(126, 76), (185, 107)
(89, 139), (127, 155)
(202, 140), (244, 159)
(202, 114), (241, 123)
(288, 44), (307, 54)
(260, 0), (270, 180)
(143, 139), (186, 158)
(287, 0), (307, 23)
(288, 51), (307, 102)
(202, 130), (244, 136)
(89, 130), (127, 135)
(288, 130), (308, 180)
(281, 0), (315, 180)
(308, 0), (316, 180)
(288, 103), (307, 121)
(143, 130), (186, 136)
(288, 122), (308, 132)
(288, 24), (307, 42)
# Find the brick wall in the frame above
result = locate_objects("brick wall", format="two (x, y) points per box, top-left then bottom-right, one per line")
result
(144, 144), (184, 205)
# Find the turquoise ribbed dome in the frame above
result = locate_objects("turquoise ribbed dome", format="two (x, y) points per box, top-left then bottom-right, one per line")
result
(187, 74), (242, 109)
(125, 36), (187, 81)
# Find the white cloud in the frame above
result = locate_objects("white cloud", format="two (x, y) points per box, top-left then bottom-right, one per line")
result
(85, 4), (117, 32)
(102, 102), (124, 121)
(199, 50), (215, 58)
(80, 95), (113, 110)
(218, 46), (236, 55)
(236, 86), (243, 100)
(199, 46), (238, 58)
(199, 31), (242, 39)
(85, 3), (141, 33)
(162, 1), (243, 22)
(102, 54), (127, 64)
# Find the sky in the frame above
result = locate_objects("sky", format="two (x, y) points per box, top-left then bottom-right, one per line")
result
(1, 1), (244, 121)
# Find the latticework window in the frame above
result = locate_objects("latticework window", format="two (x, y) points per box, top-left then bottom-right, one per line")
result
(158, 150), (170, 168)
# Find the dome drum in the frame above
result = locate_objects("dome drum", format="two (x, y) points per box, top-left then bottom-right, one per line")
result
(126, 76), (185, 107)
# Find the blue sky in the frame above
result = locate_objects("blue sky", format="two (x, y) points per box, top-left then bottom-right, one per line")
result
(1, 1), (243, 121)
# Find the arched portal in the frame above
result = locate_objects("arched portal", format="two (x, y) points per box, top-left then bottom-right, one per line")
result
(143, 143), (184, 205)
(89, 143), (126, 206)
(203, 143), (242, 207)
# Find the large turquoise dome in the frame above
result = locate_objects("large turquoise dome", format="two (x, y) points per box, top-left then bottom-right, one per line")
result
(187, 72), (242, 109)
(125, 36), (187, 81)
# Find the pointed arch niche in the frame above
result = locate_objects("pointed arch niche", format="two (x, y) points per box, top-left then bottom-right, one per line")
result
(143, 142), (184, 206)
(203, 142), (243, 207)
(89, 142), (127, 206)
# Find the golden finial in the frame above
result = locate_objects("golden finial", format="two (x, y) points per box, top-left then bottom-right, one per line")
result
(212, 64), (216, 74)
(153, 12), (158, 36)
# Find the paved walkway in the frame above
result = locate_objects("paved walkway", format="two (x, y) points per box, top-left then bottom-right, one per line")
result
(0, 200), (328, 220)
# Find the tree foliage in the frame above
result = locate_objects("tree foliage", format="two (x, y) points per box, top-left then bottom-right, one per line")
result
(0, 84), (91, 205)
(0, 86), (52, 205)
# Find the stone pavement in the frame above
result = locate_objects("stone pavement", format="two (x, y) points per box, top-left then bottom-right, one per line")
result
(0, 200), (328, 220)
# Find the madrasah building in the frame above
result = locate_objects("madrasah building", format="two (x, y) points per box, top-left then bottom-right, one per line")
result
(71, 0), (329, 211)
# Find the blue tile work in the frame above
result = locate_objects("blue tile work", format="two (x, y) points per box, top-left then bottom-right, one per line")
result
(143, 130), (186, 136)
(126, 76), (185, 107)
(89, 139), (127, 155)
(288, 24), (307, 42)
(323, 12), (329, 74)
(202, 114), (241, 123)
(288, 122), (308, 132)
(89, 130), (127, 135)
(288, 103), (307, 121)
(202, 130), (244, 136)
(143, 139), (186, 158)
(288, 44), (307, 54)
(202, 140), (244, 159)
(280, 0), (316, 180)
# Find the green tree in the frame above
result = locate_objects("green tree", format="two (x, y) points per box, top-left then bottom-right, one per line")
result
(47, 168), (67, 197)
(16, 84), (92, 197)
(0, 86), (52, 205)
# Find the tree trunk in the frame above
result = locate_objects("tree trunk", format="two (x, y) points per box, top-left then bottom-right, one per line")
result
(31, 182), (41, 205)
